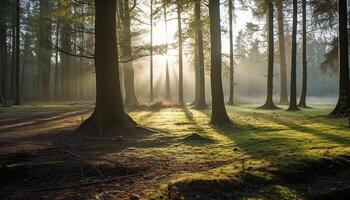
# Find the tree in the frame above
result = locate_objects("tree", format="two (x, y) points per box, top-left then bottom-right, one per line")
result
(13, 0), (20, 105)
(276, 0), (288, 105)
(298, 0), (308, 108)
(227, 0), (235, 105)
(288, 0), (299, 111)
(330, 0), (349, 117)
(81, 0), (136, 132)
(150, 0), (154, 102)
(119, 0), (139, 107)
(209, 0), (231, 124)
(0, 3), (8, 106)
(38, 0), (52, 101)
(164, 5), (171, 100)
(259, 0), (278, 109)
(177, 0), (184, 105)
(193, 0), (207, 109)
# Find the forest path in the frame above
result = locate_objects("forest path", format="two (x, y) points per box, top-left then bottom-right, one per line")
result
(0, 103), (350, 199)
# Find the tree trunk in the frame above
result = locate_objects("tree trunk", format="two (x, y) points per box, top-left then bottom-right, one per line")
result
(150, 0), (154, 102)
(288, 0), (299, 111)
(298, 0), (308, 108)
(80, 0), (136, 132)
(177, 1), (184, 105)
(38, 0), (51, 101)
(330, 0), (350, 117)
(14, 0), (20, 105)
(194, 0), (207, 109)
(60, 22), (71, 101)
(54, 25), (60, 99)
(277, 0), (288, 105)
(0, 17), (8, 106)
(259, 0), (278, 110)
(227, 0), (234, 105)
(209, 0), (231, 124)
(120, 0), (138, 108)
(164, 6), (171, 101)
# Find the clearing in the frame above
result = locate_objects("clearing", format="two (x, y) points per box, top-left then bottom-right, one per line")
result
(0, 103), (350, 199)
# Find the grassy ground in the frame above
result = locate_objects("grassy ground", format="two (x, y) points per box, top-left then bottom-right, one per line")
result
(0, 103), (349, 199)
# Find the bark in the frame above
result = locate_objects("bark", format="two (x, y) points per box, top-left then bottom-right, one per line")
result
(209, 0), (231, 124)
(164, 6), (170, 100)
(330, 0), (350, 117)
(38, 0), (51, 101)
(120, 0), (138, 107)
(288, 0), (299, 111)
(60, 22), (72, 101)
(194, 0), (207, 109)
(150, 0), (154, 102)
(0, 18), (8, 105)
(259, 0), (278, 110)
(276, 0), (288, 105)
(14, 0), (20, 105)
(227, 0), (234, 105)
(54, 25), (59, 99)
(298, 0), (308, 108)
(80, 0), (136, 132)
(177, 1), (184, 105)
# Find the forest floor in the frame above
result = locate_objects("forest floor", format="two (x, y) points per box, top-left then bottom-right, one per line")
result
(0, 102), (350, 200)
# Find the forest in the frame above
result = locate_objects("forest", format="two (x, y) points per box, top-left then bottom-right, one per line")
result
(0, 0), (350, 199)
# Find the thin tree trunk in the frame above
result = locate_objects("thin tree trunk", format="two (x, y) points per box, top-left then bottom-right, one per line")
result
(164, 6), (170, 101)
(54, 25), (59, 99)
(80, 0), (136, 133)
(227, 0), (234, 105)
(259, 0), (278, 110)
(277, 0), (288, 105)
(330, 0), (350, 117)
(194, 0), (207, 109)
(288, 0), (299, 111)
(150, 0), (154, 102)
(298, 0), (308, 108)
(177, 1), (184, 105)
(38, 0), (51, 101)
(0, 17), (8, 106)
(209, 0), (231, 124)
(21, 33), (30, 101)
(61, 23), (71, 101)
(14, 0), (20, 105)
(120, 0), (138, 107)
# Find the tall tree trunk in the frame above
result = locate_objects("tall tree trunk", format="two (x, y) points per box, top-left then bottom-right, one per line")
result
(150, 0), (154, 102)
(330, 0), (350, 117)
(194, 0), (207, 109)
(277, 0), (288, 105)
(38, 0), (51, 101)
(21, 32), (30, 101)
(227, 0), (234, 105)
(288, 0), (299, 111)
(177, 1), (184, 105)
(14, 0), (20, 105)
(298, 0), (308, 108)
(164, 6), (170, 100)
(209, 0), (231, 124)
(61, 22), (71, 101)
(80, 0), (136, 132)
(0, 17), (8, 106)
(259, 0), (278, 109)
(120, 0), (138, 107)
(54, 25), (59, 99)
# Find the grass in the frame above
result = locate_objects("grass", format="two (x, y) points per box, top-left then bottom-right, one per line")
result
(1, 103), (350, 199)
(126, 105), (350, 199)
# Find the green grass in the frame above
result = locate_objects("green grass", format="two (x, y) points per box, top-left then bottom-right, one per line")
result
(127, 105), (350, 199)
(1, 103), (349, 199)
